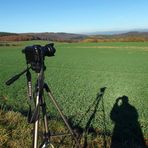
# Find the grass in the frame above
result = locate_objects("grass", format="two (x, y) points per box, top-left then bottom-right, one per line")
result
(0, 41), (148, 147)
(0, 109), (32, 147)
(0, 109), (113, 147)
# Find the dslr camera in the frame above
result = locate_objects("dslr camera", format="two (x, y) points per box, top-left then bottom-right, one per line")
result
(22, 43), (56, 72)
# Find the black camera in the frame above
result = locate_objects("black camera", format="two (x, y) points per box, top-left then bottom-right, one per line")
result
(22, 43), (56, 72)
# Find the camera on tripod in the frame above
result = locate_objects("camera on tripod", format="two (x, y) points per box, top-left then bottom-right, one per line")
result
(22, 43), (56, 72)
(5, 43), (80, 148)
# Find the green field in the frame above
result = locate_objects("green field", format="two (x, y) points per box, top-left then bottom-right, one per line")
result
(0, 41), (148, 141)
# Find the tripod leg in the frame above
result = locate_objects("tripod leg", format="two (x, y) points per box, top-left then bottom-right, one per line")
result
(44, 83), (81, 148)
(40, 96), (50, 142)
(33, 91), (40, 148)
(40, 100), (55, 148)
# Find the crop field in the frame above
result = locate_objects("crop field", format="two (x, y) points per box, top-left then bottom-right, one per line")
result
(0, 41), (148, 146)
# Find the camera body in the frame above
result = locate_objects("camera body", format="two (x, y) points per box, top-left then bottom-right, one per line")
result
(22, 43), (56, 72)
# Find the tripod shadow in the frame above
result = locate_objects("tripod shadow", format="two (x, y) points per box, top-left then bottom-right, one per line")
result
(56, 87), (110, 148)
(80, 87), (107, 148)
(110, 96), (146, 148)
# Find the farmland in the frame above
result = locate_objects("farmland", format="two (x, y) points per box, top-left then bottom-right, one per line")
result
(0, 41), (148, 146)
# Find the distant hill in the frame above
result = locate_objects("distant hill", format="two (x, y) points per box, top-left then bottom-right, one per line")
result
(24, 32), (87, 42)
(0, 32), (33, 41)
(83, 31), (148, 42)
(117, 31), (148, 37)
(0, 32), (87, 42)
(0, 32), (18, 37)
(0, 31), (148, 42)
(86, 29), (148, 35)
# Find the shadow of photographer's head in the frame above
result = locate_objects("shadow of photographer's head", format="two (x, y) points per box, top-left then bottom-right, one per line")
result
(116, 95), (129, 106)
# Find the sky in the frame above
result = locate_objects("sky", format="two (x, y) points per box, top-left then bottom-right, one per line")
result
(0, 0), (148, 33)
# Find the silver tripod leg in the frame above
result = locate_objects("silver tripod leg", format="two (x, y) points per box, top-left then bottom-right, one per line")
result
(33, 91), (40, 148)
(39, 96), (51, 148)
(44, 83), (81, 148)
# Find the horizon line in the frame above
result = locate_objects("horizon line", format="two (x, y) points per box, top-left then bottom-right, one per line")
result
(1, 28), (148, 35)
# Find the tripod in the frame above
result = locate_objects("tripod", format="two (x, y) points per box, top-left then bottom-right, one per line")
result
(5, 66), (81, 148)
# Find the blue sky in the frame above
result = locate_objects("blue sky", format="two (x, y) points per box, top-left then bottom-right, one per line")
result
(0, 0), (148, 33)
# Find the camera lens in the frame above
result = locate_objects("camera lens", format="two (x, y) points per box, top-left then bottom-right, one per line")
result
(43, 43), (56, 57)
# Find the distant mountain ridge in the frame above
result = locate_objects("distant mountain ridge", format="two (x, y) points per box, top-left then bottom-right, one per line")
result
(0, 32), (87, 42)
(0, 32), (18, 36)
(24, 32), (87, 41)
(89, 31), (148, 42)
(86, 29), (148, 35)
(0, 31), (148, 42)
(118, 31), (148, 36)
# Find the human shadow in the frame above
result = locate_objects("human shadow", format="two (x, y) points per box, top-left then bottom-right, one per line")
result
(110, 96), (146, 148)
